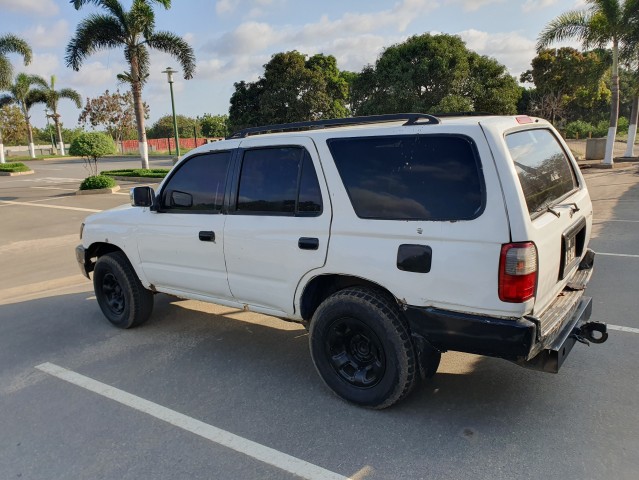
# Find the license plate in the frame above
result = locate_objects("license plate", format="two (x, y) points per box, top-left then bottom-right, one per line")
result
(565, 234), (577, 266)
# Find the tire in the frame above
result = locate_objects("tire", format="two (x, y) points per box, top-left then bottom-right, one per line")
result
(309, 287), (416, 409)
(93, 251), (154, 329)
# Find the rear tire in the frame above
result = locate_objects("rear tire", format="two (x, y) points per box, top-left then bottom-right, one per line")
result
(93, 251), (153, 329)
(309, 287), (416, 409)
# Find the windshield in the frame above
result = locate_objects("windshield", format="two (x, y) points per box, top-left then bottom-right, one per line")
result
(505, 129), (578, 217)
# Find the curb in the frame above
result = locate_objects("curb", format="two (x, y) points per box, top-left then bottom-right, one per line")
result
(0, 170), (35, 176)
(76, 185), (121, 195)
(106, 175), (164, 183)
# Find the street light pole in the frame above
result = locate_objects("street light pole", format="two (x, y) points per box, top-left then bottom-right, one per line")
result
(162, 67), (180, 158)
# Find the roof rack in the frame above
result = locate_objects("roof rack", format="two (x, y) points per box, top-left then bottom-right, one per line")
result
(228, 113), (440, 139)
(434, 111), (495, 117)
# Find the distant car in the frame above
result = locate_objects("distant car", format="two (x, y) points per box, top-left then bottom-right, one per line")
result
(76, 113), (607, 408)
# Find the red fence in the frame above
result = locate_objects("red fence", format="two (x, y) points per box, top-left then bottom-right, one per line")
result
(120, 137), (209, 153)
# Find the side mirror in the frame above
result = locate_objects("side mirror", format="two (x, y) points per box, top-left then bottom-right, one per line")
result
(130, 186), (155, 207)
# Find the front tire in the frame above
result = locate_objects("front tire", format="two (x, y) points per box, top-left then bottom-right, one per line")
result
(93, 251), (153, 329)
(309, 287), (416, 409)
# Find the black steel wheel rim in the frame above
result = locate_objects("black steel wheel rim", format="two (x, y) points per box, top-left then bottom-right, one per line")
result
(325, 317), (386, 388)
(102, 272), (125, 315)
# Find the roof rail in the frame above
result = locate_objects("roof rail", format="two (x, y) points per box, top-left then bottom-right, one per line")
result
(228, 113), (440, 139)
(434, 111), (495, 117)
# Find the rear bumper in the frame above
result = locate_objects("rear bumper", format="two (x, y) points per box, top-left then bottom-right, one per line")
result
(405, 249), (606, 372)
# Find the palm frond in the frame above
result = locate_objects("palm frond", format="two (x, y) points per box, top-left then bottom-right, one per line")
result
(25, 89), (48, 110)
(66, 13), (125, 71)
(0, 55), (12, 90)
(0, 34), (32, 65)
(130, 0), (156, 39)
(537, 10), (592, 51)
(59, 88), (83, 108)
(71, 0), (128, 23)
(28, 75), (49, 89)
(147, 31), (196, 79)
(0, 93), (14, 108)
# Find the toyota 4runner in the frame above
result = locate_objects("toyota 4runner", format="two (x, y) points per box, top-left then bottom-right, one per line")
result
(76, 113), (608, 408)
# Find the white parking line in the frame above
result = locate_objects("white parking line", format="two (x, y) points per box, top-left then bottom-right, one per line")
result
(35, 363), (350, 480)
(608, 325), (639, 334)
(0, 200), (100, 213)
(597, 252), (639, 258)
(31, 186), (77, 191)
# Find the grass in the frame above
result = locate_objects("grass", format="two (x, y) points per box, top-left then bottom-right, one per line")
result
(101, 168), (170, 179)
(5, 154), (64, 161)
(0, 162), (31, 172)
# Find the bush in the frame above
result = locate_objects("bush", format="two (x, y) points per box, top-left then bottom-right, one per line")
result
(0, 162), (30, 172)
(102, 168), (169, 178)
(565, 120), (595, 139)
(80, 175), (117, 190)
(70, 132), (116, 176)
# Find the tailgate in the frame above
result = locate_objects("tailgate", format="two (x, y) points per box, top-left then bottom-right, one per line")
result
(504, 128), (593, 317)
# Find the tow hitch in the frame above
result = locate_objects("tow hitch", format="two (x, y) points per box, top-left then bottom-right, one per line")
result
(572, 321), (608, 345)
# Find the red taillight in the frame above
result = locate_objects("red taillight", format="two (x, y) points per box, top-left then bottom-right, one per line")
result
(499, 242), (537, 303)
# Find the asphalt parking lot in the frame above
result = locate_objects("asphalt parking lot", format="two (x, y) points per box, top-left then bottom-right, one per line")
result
(1, 157), (638, 480)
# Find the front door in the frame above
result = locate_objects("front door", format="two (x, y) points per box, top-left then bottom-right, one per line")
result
(136, 150), (233, 300)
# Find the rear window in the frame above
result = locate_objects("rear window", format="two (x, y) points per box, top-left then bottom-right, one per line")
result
(506, 129), (578, 217)
(327, 135), (484, 221)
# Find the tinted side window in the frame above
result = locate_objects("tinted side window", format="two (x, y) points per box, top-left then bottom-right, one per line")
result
(236, 147), (323, 216)
(506, 129), (578, 217)
(328, 135), (484, 220)
(297, 151), (323, 215)
(161, 152), (231, 213)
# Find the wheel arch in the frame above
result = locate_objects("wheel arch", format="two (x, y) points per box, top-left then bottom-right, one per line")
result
(84, 242), (151, 290)
(299, 274), (400, 322)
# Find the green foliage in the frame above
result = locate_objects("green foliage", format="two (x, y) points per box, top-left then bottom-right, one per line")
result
(565, 120), (596, 138)
(350, 33), (520, 116)
(70, 131), (116, 176)
(229, 51), (350, 132)
(0, 104), (27, 145)
(79, 175), (117, 190)
(101, 168), (169, 178)
(0, 34), (32, 89)
(199, 113), (229, 138)
(148, 114), (200, 139)
(35, 125), (85, 145)
(0, 162), (29, 172)
(69, 132), (116, 159)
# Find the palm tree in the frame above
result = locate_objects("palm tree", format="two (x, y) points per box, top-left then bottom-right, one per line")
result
(0, 34), (32, 164)
(66, 0), (195, 168)
(537, 0), (636, 166)
(32, 75), (82, 156)
(0, 73), (48, 159)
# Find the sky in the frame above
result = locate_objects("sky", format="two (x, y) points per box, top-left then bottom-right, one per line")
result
(0, 0), (587, 130)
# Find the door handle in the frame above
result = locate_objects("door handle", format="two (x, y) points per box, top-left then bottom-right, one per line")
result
(199, 231), (215, 242)
(298, 237), (319, 250)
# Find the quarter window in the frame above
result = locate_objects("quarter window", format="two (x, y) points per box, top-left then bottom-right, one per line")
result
(160, 152), (231, 213)
(236, 147), (323, 216)
(328, 135), (484, 220)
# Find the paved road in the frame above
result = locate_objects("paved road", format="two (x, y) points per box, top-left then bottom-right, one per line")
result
(1, 157), (638, 480)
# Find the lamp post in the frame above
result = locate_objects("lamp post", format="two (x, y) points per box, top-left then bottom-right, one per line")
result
(162, 67), (180, 158)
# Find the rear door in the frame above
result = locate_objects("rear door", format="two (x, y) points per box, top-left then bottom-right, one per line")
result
(502, 127), (593, 315)
(223, 136), (331, 316)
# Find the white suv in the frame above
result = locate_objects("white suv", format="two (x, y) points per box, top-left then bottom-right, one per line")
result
(76, 113), (607, 408)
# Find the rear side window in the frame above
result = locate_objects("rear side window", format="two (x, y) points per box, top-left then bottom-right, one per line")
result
(327, 135), (484, 220)
(506, 129), (578, 217)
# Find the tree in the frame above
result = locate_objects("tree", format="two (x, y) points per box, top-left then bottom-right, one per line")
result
(29, 75), (82, 156)
(79, 89), (147, 144)
(0, 34), (32, 163)
(0, 73), (48, 158)
(229, 51), (350, 133)
(199, 113), (229, 138)
(350, 34), (520, 116)
(621, 0), (639, 156)
(521, 48), (610, 124)
(537, 0), (637, 165)
(67, 0), (196, 168)
(148, 114), (200, 139)
(0, 104), (27, 146)
(69, 131), (116, 176)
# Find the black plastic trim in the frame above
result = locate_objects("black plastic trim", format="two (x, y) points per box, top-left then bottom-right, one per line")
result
(397, 244), (432, 273)
(404, 306), (536, 359)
